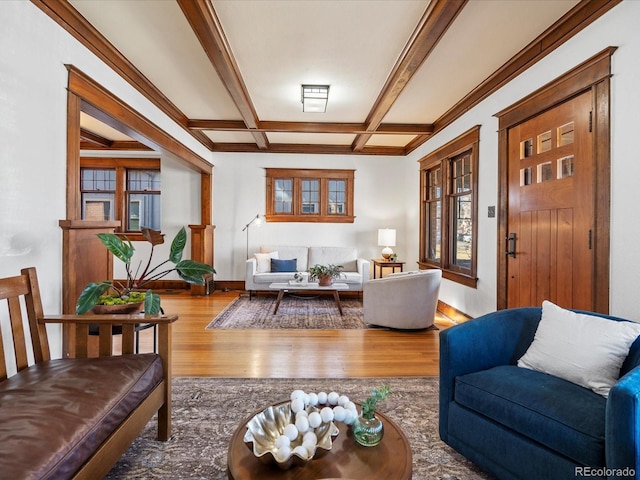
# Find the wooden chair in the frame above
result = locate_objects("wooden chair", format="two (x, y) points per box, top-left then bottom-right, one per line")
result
(0, 267), (178, 479)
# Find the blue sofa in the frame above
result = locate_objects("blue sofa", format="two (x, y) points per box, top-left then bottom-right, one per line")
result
(439, 307), (640, 480)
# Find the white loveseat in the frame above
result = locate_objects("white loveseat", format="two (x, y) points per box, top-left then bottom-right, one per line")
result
(245, 245), (370, 294)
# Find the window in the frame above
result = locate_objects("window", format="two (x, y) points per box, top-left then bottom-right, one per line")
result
(80, 157), (161, 235)
(266, 168), (355, 223)
(419, 126), (479, 287)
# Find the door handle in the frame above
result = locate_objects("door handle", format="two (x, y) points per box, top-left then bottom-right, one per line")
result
(506, 233), (516, 258)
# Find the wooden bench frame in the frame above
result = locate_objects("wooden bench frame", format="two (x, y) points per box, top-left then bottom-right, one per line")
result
(0, 267), (178, 479)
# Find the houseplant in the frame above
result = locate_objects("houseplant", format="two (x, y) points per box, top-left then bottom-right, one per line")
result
(352, 385), (392, 447)
(308, 264), (343, 286)
(76, 226), (215, 315)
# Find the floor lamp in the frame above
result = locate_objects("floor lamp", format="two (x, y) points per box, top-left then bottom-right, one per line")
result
(243, 214), (264, 259)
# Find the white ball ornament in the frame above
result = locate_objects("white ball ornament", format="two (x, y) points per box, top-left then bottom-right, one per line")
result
(338, 395), (349, 407)
(275, 434), (290, 449)
(276, 445), (291, 461)
(292, 445), (309, 459)
(291, 390), (306, 401)
(327, 391), (339, 405)
(295, 415), (310, 433)
(303, 431), (317, 445)
(307, 392), (319, 406)
(332, 405), (346, 422)
(345, 401), (357, 413)
(308, 411), (322, 428)
(343, 408), (356, 425)
(291, 397), (305, 414)
(295, 410), (308, 420)
(320, 406), (334, 423)
(283, 423), (299, 441)
(317, 391), (328, 404)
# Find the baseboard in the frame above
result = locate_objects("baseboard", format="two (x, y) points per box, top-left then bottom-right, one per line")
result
(437, 300), (473, 324)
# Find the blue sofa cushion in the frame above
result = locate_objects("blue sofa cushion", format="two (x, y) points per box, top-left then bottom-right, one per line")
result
(270, 258), (297, 272)
(455, 365), (606, 467)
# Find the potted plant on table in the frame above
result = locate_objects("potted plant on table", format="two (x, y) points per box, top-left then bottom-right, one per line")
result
(76, 226), (215, 315)
(352, 385), (392, 447)
(308, 264), (343, 286)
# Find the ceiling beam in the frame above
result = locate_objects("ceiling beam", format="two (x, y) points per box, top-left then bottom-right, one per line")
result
(80, 128), (112, 148)
(187, 119), (434, 136)
(210, 143), (407, 156)
(177, 0), (269, 150)
(351, 0), (467, 152)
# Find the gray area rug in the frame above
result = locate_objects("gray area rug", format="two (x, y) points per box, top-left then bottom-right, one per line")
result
(206, 295), (368, 329)
(106, 377), (493, 479)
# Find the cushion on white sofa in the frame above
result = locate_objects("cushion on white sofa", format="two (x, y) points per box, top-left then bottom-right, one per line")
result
(260, 246), (309, 272)
(254, 251), (278, 273)
(308, 247), (358, 272)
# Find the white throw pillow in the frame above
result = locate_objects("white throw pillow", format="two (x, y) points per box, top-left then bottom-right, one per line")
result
(254, 251), (278, 273)
(518, 300), (640, 397)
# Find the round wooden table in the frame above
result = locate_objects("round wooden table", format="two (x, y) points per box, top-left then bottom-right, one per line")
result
(227, 402), (412, 479)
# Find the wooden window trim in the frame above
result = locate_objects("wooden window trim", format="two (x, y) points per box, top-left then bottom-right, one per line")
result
(419, 126), (480, 288)
(81, 157), (160, 239)
(265, 168), (355, 223)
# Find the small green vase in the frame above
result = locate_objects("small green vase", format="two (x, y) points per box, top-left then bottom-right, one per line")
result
(352, 413), (384, 447)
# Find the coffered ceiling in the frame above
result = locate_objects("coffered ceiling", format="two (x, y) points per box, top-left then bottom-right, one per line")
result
(34, 0), (618, 156)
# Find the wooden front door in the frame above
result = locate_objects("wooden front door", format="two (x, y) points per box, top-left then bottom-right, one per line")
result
(506, 91), (594, 310)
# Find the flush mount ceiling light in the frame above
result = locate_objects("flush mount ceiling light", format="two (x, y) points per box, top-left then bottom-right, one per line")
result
(301, 84), (330, 113)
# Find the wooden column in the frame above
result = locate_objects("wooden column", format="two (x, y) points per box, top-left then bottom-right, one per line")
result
(59, 219), (120, 356)
(189, 224), (215, 295)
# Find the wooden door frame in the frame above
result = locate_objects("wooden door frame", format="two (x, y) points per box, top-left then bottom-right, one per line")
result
(495, 47), (616, 313)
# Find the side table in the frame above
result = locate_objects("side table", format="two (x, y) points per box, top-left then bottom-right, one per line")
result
(371, 259), (406, 279)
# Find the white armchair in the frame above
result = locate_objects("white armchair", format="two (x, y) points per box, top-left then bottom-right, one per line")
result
(363, 269), (442, 329)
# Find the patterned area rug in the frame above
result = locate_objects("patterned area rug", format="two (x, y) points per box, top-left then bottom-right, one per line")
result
(206, 295), (368, 329)
(106, 377), (493, 480)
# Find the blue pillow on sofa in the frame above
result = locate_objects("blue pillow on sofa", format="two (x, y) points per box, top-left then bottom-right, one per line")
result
(271, 258), (297, 272)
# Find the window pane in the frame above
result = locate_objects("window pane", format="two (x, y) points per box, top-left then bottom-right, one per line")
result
(81, 168), (115, 220)
(127, 193), (161, 231)
(452, 193), (472, 269)
(82, 193), (114, 221)
(128, 170), (161, 191)
(328, 179), (346, 214)
(275, 178), (293, 213)
(428, 200), (441, 261)
(81, 168), (115, 191)
(301, 179), (319, 214)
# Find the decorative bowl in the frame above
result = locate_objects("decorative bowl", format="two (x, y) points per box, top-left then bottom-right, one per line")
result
(243, 402), (339, 470)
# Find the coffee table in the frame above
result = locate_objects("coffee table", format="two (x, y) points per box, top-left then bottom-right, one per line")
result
(268, 282), (349, 315)
(227, 401), (412, 479)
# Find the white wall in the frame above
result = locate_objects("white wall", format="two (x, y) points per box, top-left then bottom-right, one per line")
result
(405, 1), (640, 320)
(0, 1), (210, 358)
(212, 152), (411, 280)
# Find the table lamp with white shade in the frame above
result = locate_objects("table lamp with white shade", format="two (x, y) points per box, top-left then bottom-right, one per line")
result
(378, 228), (396, 260)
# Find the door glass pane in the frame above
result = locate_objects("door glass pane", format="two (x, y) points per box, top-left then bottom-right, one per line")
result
(521, 139), (533, 159)
(537, 162), (554, 183)
(537, 131), (552, 153)
(274, 179), (293, 213)
(558, 155), (574, 179)
(520, 167), (533, 186)
(558, 122), (574, 146)
(452, 194), (472, 269)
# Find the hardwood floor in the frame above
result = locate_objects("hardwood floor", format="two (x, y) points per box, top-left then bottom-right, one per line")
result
(136, 290), (453, 378)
